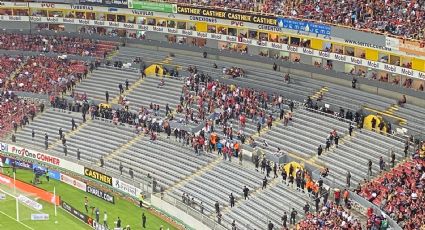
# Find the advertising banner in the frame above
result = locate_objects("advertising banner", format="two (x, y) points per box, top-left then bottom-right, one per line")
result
(398, 39), (425, 57)
(129, 0), (176, 13)
(176, 5), (277, 26)
(0, 143), (84, 174)
(31, 213), (49, 221)
(61, 200), (93, 226)
(0, 173), (59, 205)
(60, 174), (87, 192)
(112, 178), (141, 197)
(86, 185), (115, 204)
(18, 195), (43, 211)
(84, 168), (112, 186)
(2, 157), (33, 170)
(33, 164), (61, 181)
(277, 18), (331, 36)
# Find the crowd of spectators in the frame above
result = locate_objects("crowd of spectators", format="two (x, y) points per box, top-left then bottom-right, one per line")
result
(0, 91), (38, 138)
(6, 56), (87, 95)
(0, 34), (118, 57)
(175, 0), (425, 40)
(0, 55), (24, 86)
(297, 201), (362, 230)
(359, 158), (425, 229)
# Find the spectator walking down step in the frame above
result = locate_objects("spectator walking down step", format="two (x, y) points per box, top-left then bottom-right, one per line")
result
(71, 118), (76, 130)
(334, 134), (339, 148)
(317, 145), (323, 156)
(290, 208), (297, 225)
(282, 212), (288, 228)
(119, 162), (123, 175)
(100, 157), (104, 167)
(325, 138), (331, 151)
(352, 78), (357, 89)
(59, 128), (63, 140)
(348, 123), (354, 136)
(231, 220), (236, 230)
(155, 65), (159, 76)
(44, 133), (49, 150)
(346, 171), (351, 188)
(281, 169), (287, 184)
(243, 186), (249, 200)
(129, 168), (134, 179)
(118, 83), (124, 94)
(390, 150), (396, 168)
(379, 156), (385, 172)
(215, 201), (220, 214)
(368, 159), (373, 176)
(31, 129), (35, 141)
(105, 91), (109, 103)
(229, 193), (235, 207)
(77, 148), (80, 160)
(268, 221), (274, 230)
(262, 176), (268, 189)
(273, 63), (277, 71)
(404, 139), (409, 157)
(125, 79), (129, 90)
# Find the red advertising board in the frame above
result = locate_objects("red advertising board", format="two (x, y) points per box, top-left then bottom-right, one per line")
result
(0, 174), (59, 205)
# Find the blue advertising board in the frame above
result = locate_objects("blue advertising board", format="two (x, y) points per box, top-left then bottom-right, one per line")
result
(277, 18), (331, 36)
(3, 157), (33, 170)
(33, 164), (61, 181)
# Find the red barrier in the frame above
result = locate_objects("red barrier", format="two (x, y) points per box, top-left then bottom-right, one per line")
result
(0, 173), (59, 205)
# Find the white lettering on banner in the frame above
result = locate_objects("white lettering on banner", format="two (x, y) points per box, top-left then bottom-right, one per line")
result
(18, 195), (43, 211)
(0, 175), (11, 185)
(112, 178), (141, 197)
(132, 10), (153, 16)
(60, 174), (86, 192)
(384, 64), (397, 73)
(302, 48), (314, 55)
(350, 57), (363, 65)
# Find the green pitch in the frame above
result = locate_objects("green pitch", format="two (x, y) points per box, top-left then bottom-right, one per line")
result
(1, 168), (177, 230)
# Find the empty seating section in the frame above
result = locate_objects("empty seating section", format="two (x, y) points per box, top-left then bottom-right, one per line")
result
(256, 109), (348, 158)
(0, 34), (117, 57)
(394, 104), (425, 134)
(170, 161), (264, 215)
(104, 138), (214, 188)
(316, 130), (405, 187)
(126, 76), (182, 114)
(14, 108), (83, 150)
(223, 183), (309, 229)
(10, 56), (87, 94)
(73, 67), (140, 101)
(48, 119), (136, 161)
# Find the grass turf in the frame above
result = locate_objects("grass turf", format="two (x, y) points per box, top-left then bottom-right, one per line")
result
(1, 168), (177, 230)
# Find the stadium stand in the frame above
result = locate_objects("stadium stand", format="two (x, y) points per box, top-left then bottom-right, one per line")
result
(174, 0), (425, 39)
